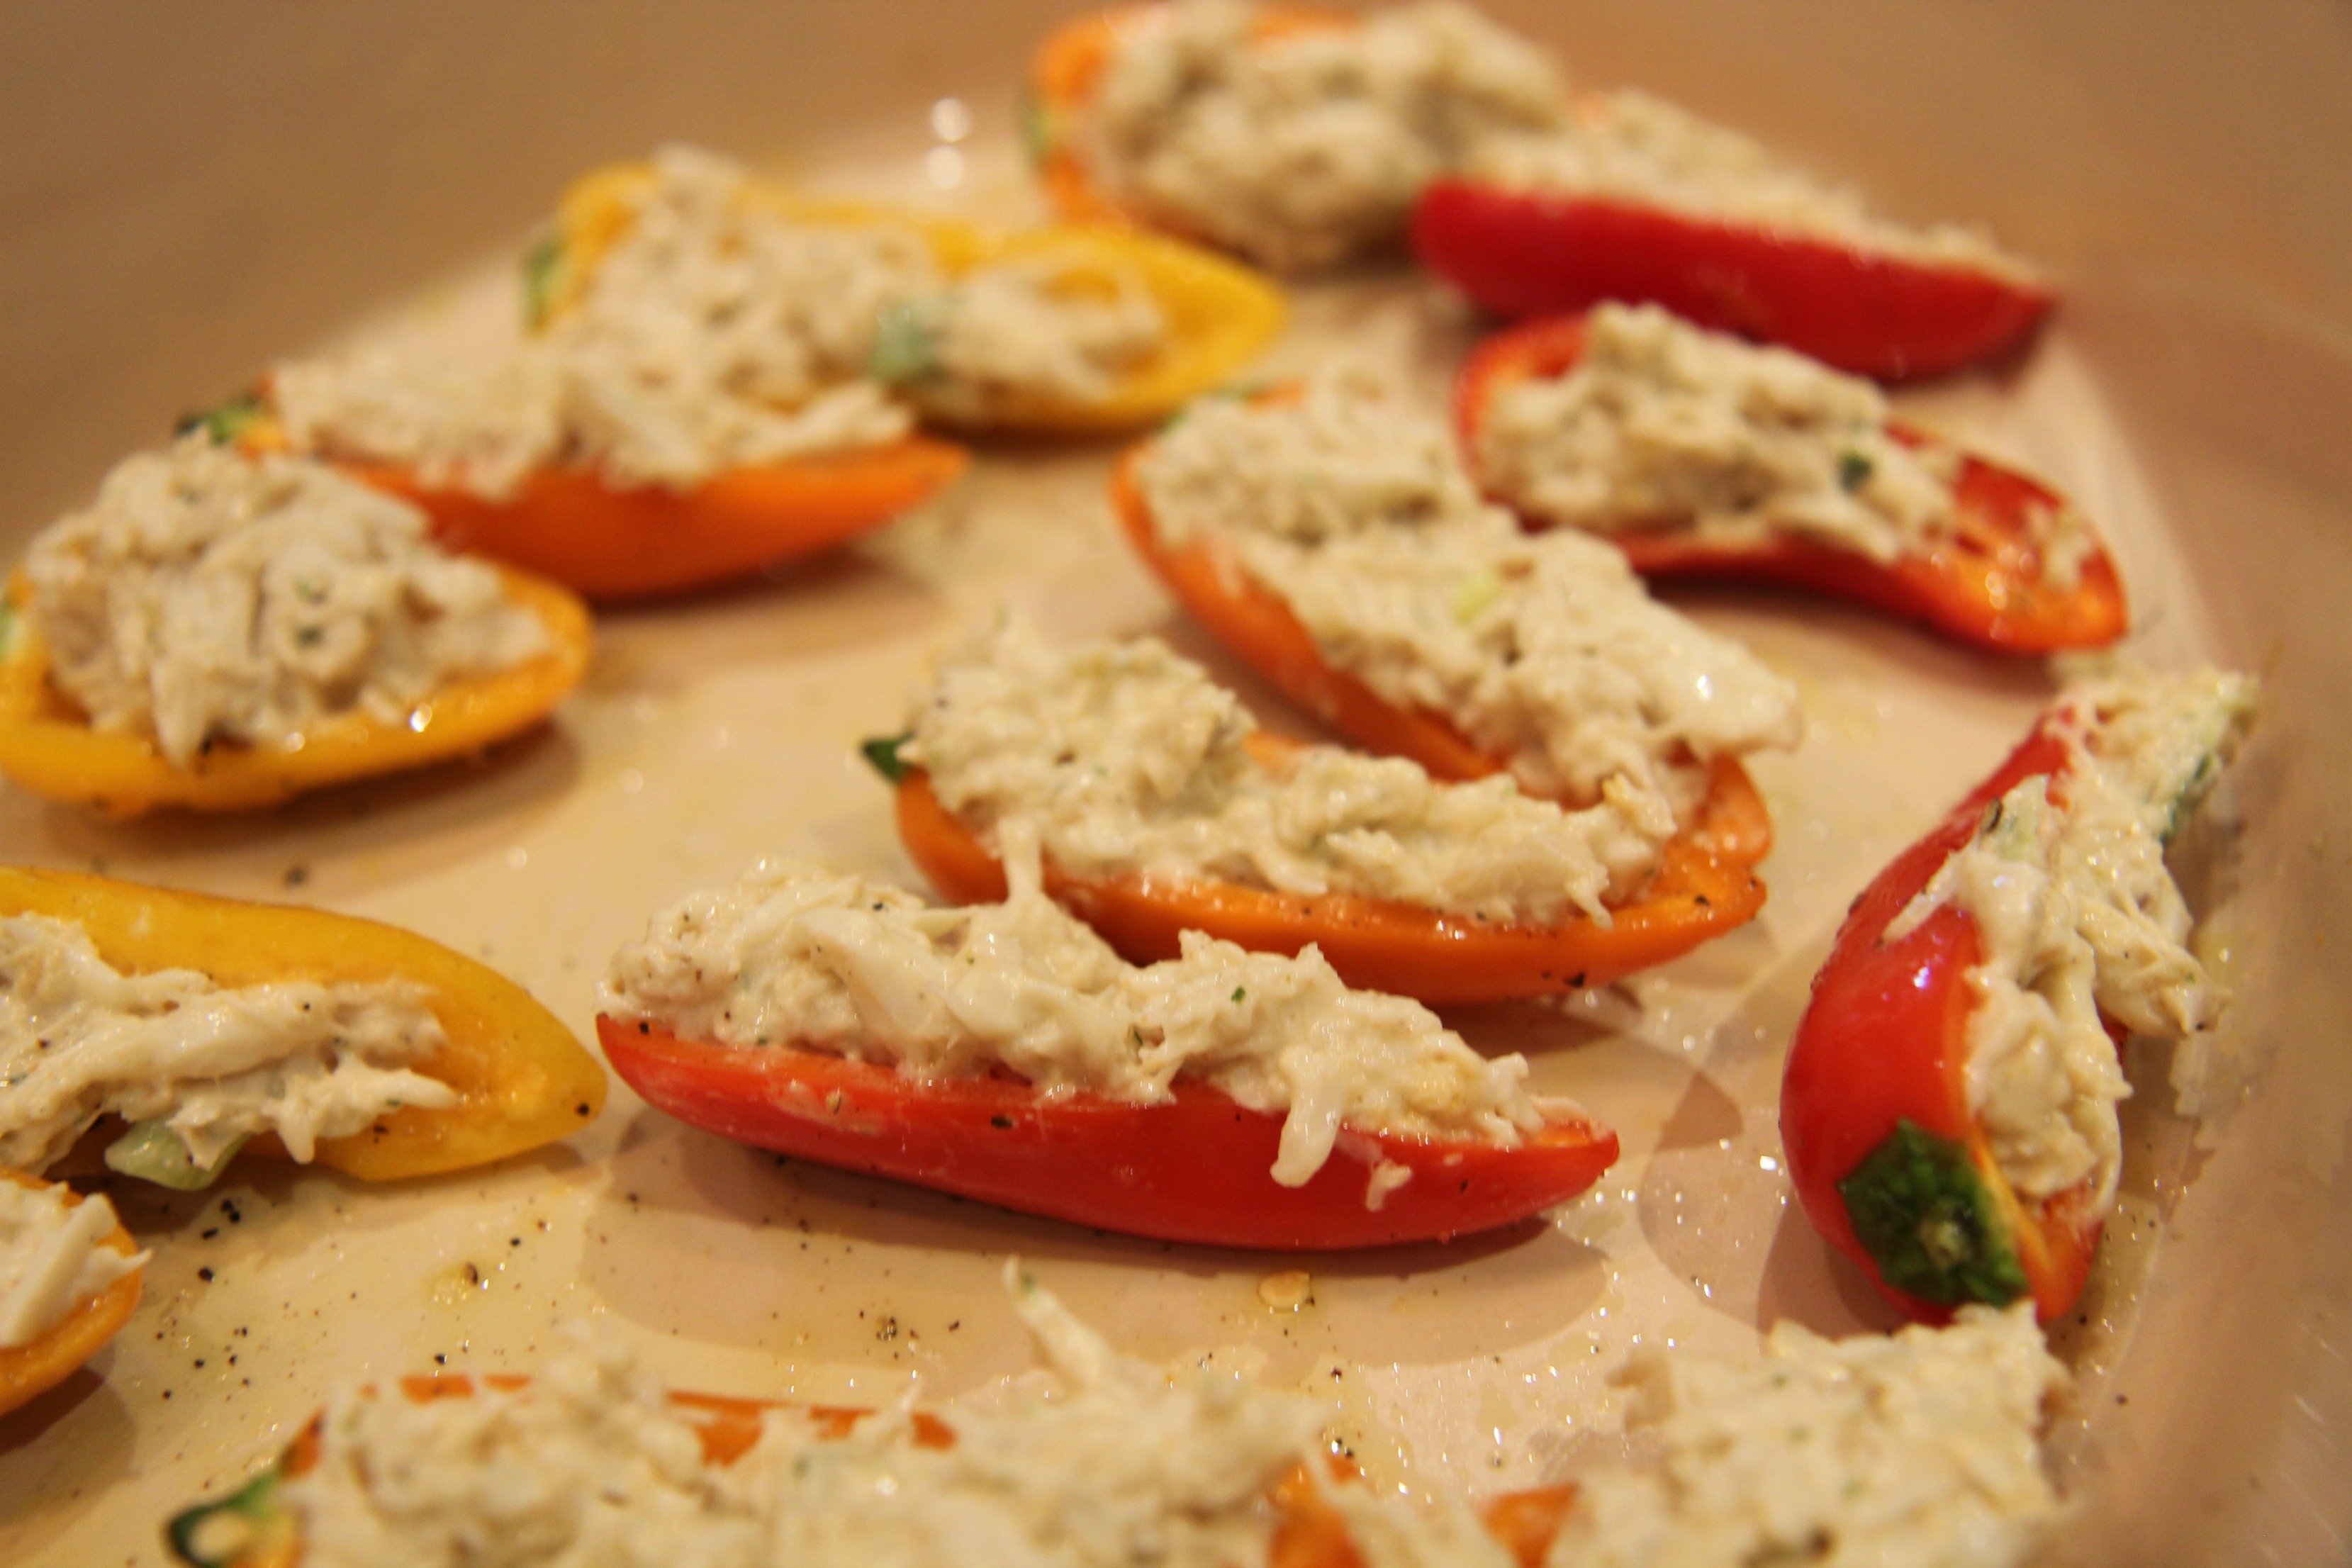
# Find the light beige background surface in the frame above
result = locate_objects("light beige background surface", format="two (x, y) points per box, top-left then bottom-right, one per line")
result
(1, 4), (2348, 1563)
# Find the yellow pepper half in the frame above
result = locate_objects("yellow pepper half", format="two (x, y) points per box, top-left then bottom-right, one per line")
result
(0, 866), (607, 1182)
(537, 160), (1287, 435)
(0, 566), (592, 817)
(0, 1168), (144, 1419)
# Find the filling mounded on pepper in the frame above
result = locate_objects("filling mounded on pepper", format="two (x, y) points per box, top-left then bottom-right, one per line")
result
(166, 1272), (2071, 1568)
(1463, 91), (2037, 284)
(0, 867), (607, 1191)
(1455, 306), (2122, 651)
(1075, 0), (1567, 271)
(1, 911), (455, 1187)
(273, 146), (1174, 498)
(1131, 375), (1804, 810)
(18, 435), (551, 770)
(1785, 668), (2256, 1320)
(602, 855), (1550, 1194)
(1886, 670), (2256, 1217)
(0, 1174), (143, 1351)
(903, 617), (1694, 927)
(1550, 1301), (2065, 1568)
(1472, 303), (2091, 582)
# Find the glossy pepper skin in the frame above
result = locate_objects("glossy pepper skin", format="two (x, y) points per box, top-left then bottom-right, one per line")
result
(1779, 722), (2104, 1325)
(1412, 177), (2054, 381)
(353, 442), (973, 603)
(0, 566), (592, 817)
(0, 866), (607, 1184)
(0, 1170), (144, 1420)
(1454, 313), (2128, 654)
(600, 1014), (1618, 1250)
(167, 1370), (1577, 1568)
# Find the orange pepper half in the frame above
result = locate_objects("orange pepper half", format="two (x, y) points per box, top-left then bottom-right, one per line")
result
(0, 1170), (145, 1421)
(894, 754), (1769, 1007)
(0, 565), (590, 817)
(352, 440), (971, 603)
(0, 866), (606, 1185)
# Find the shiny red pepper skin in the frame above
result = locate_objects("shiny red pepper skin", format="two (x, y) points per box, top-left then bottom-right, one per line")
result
(1413, 179), (2053, 381)
(600, 1017), (1618, 1250)
(1455, 313), (2127, 654)
(1779, 721), (2104, 1324)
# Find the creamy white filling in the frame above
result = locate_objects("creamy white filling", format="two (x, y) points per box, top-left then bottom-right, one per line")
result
(0, 1177), (144, 1350)
(283, 1265), (1325, 1568)
(1547, 1303), (2066, 1568)
(271, 347), (569, 504)
(21, 436), (551, 769)
(1136, 376), (1804, 809)
(905, 618), (1686, 924)
(0, 912), (456, 1175)
(1476, 303), (1993, 569)
(276, 146), (1167, 495)
(1086, 0), (1566, 271)
(602, 856), (1545, 1189)
(1324, 1484), (1518, 1568)
(898, 251), (1168, 424)
(1467, 90), (2039, 282)
(271, 1275), (2064, 1568)
(1889, 668), (2257, 1209)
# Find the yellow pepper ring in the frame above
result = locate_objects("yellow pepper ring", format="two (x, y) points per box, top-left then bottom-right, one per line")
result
(0, 866), (607, 1183)
(0, 565), (592, 818)
(0, 1169), (144, 1419)
(541, 160), (1286, 435)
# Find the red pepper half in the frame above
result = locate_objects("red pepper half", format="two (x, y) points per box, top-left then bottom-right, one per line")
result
(1779, 720), (2105, 1324)
(599, 1017), (1617, 1250)
(1413, 177), (2054, 381)
(1455, 313), (2127, 654)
